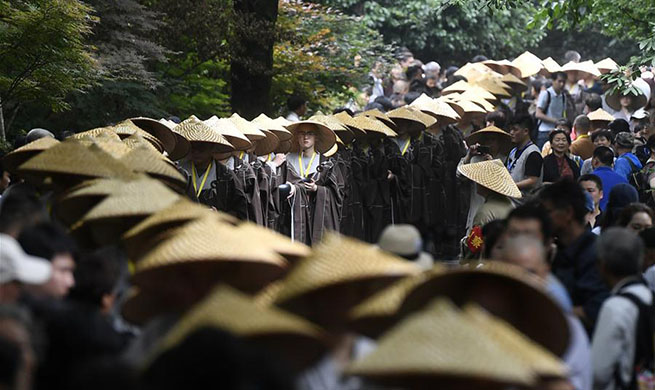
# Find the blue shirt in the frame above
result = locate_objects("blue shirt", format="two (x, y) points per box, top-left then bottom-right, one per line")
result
(592, 166), (629, 211)
(613, 152), (642, 181)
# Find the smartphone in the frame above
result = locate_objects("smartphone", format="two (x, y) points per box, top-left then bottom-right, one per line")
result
(477, 145), (491, 155)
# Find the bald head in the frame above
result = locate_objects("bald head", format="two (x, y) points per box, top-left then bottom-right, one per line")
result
(499, 235), (549, 279)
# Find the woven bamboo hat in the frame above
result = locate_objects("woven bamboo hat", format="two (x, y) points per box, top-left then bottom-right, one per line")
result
(512, 51), (543, 78)
(156, 285), (328, 371)
(474, 77), (512, 98)
(251, 113), (293, 142)
(350, 116), (397, 138)
(130, 117), (178, 157)
(310, 113), (355, 145)
(228, 113), (266, 141)
(273, 233), (420, 330)
(122, 199), (236, 260)
(465, 126), (513, 156)
(587, 108), (615, 123)
(119, 146), (187, 191)
(253, 129), (279, 156)
(562, 60), (601, 81)
(203, 116), (252, 151)
(455, 91), (496, 112)
(345, 299), (536, 389)
(174, 116), (234, 153)
(55, 177), (133, 227)
(234, 221), (311, 261)
(606, 77), (651, 112)
(457, 159), (521, 198)
(157, 119), (191, 161)
(112, 120), (166, 152)
(82, 137), (133, 159)
(441, 80), (472, 95)
(333, 111), (367, 139)
(595, 57), (619, 74)
(455, 62), (502, 83)
(348, 267), (444, 338)
(386, 106), (428, 134)
(274, 139), (292, 154)
(120, 287), (171, 326)
(464, 304), (568, 379)
(448, 96), (489, 114)
(133, 216), (288, 294)
(359, 109), (398, 131)
(501, 73), (528, 95)
(540, 57), (562, 76)
(286, 120), (337, 154)
(18, 139), (135, 187)
(437, 96), (465, 118)
(482, 59), (522, 78)
(3, 137), (60, 174)
(400, 262), (570, 356)
(410, 94), (459, 124)
(71, 127), (120, 141)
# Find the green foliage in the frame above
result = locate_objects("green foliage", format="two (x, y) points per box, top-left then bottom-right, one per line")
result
(0, 0), (95, 112)
(272, 0), (395, 115)
(315, 0), (545, 65)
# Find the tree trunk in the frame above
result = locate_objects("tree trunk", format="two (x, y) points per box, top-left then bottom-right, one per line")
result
(230, 0), (278, 120)
(0, 99), (5, 142)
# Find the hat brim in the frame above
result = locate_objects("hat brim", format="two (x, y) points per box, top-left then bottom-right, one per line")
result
(400, 267), (570, 356)
(286, 121), (337, 154)
(465, 130), (513, 156)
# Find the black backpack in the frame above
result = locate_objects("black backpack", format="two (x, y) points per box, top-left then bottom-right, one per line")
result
(614, 283), (655, 390)
(622, 156), (647, 194)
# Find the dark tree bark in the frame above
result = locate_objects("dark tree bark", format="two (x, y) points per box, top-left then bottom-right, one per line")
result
(230, 0), (279, 120)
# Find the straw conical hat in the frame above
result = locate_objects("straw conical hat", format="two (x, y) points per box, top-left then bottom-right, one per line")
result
(333, 111), (367, 139)
(158, 285), (327, 370)
(18, 139), (136, 185)
(156, 119), (191, 161)
(350, 116), (397, 138)
(474, 77), (512, 98)
(386, 106), (428, 134)
(174, 116), (234, 153)
(286, 120), (337, 154)
(130, 117), (178, 157)
(540, 57), (562, 76)
(133, 216), (288, 293)
(449, 98), (489, 114)
(595, 58), (618, 74)
(2, 137), (60, 173)
(122, 133), (164, 155)
(464, 304), (568, 379)
(457, 159), (521, 198)
(501, 73), (528, 95)
(455, 62), (502, 83)
(348, 267), (444, 338)
(274, 139), (292, 154)
(253, 129), (279, 156)
(323, 141), (339, 157)
(438, 96), (465, 118)
(441, 80), (472, 95)
(345, 299), (536, 388)
(72, 127), (120, 141)
(482, 59), (522, 78)
(606, 77), (651, 112)
(310, 114), (355, 145)
(587, 108), (615, 123)
(204, 116), (252, 151)
(119, 146), (187, 191)
(400, 262), (570, 356)
(359, 109), (397, 131)
(235, 221), (310, 261)
(80, 137), (133, 159)
(273, 233), (420, 327)
(112, 120), (166, 152)
(122, 198), (236, 260)
(456, 91), (496, 112)
(228, 113), (266, 141)
(512, 51), (543, 78)
(251, 113), (293, 142)
(562, 60), (601, 81)
(465, 126), (512, 155)
(411, 95), (460, 123)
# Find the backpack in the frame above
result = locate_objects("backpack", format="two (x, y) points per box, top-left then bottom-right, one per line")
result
(622, 156), (646, 192)
(531, 89), (575, 142)
(614, 284), (655, 390)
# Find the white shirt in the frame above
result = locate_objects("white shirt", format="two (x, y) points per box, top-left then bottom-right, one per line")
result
(286, 111), (301, 123)
(591, 278), (653, 390)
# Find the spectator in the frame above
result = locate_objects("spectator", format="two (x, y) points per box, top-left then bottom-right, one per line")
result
(564, 50), (581, 63)
(543, 129), (580, 183)
(570, 115), (594, 160)
(405, 64), (424, 82)
(539, 179), (610, 329)
(639, 227), (655, 291)
(579, 174), (604, 228)
(613, 132), (642, 182)
(499, 234), (592, 390)
(485, 110), (506, 130)
(591, 146), (628, 211)
(0, 234), (52, 304)
(0, 189), (46, 238)
(18, 222), (77, 300)
(0, 305), (37, 390)
(506, 114), (543, 197)
(608, 119), (630, 138)
(584, 93), (602, 114)
(592, 227), (653, 390)
(0, 156), (10, 198)
(541, 118), (574, 156)
(616, 203), (654, 232)
(599, 184), (640, 233)
(285, 95), (307, 123)
(580, 130), (614, 175)
(535, 71), (569, 148)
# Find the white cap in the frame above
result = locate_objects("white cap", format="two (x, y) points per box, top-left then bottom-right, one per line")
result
(631, 108), (650, 120)
(0, 234), (51, 284)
